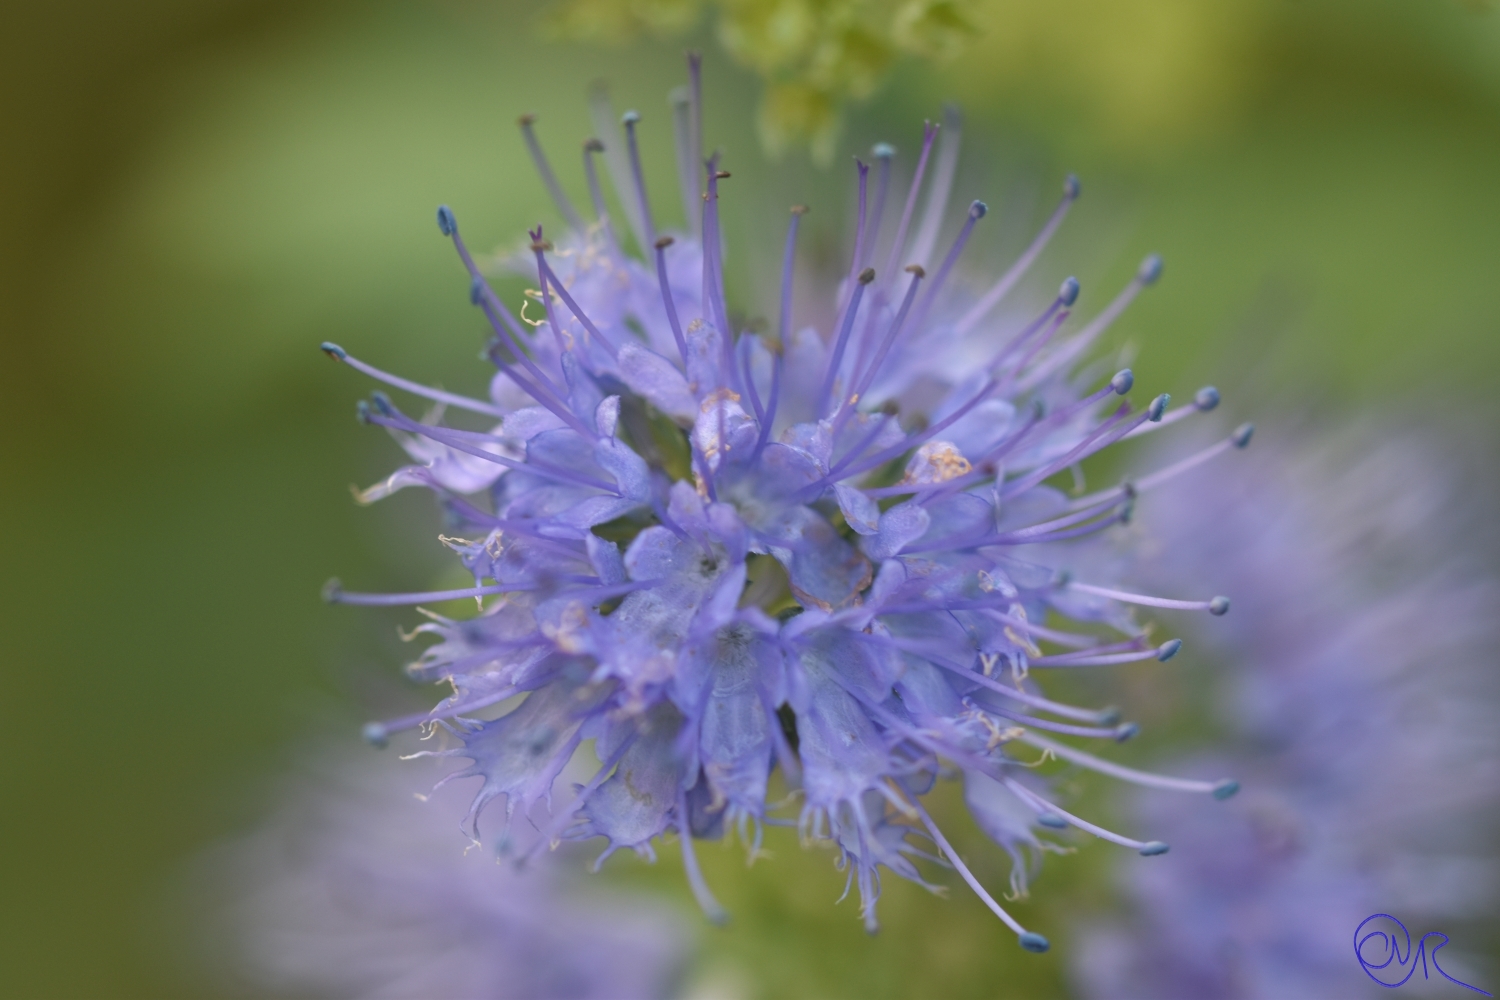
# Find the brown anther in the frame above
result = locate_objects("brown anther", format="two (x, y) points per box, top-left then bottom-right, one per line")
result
(530, 240), (553, 252)
(905, 264), (926, 278)
(518, 113), (537, 127)
(715, 170), (731, 179)
(879, 399), (900, 415)
(858, 267), (876, 284)
(654, 236), (675, 250)
(790, 204), (810, 215)
(583, 137), (604, 152)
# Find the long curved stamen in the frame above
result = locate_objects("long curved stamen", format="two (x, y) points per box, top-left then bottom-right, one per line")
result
(678, 786), (730, 923)
(534, 244), (620, 358)
(1066, 581), (1231, 615)
(841, 266), (926, 415)
(362, 399), (617, 492)
(587, 83), (646, 249)
(621, 110), (657, 249)
(819, 267), (876, 416)
(1020, 733), (1239, 798)
(955, 175), (1081, 336)
(1068, 421), (1252, 511)
(751, 342), (783, 459)
(474, 288), (572, 406)
(518, 114), (584, 234)
(908, 199), (987, 333)
(987, 277), (1079, 375)
(882, 120), (939, 281)
(686, 51), (703, 236)
(581, 138), (622, 256)
(653, 236), (690, 366)
(437, 207), (554, 370)
(973, 698), (1136, 741)
(1019, 254), (1163, 391)
(321, 344), (505, 416)
(1122, 385), (1220, 439)
(1030, 640), (1182, 667)
(702, 159), (734, 386)
(908, 105), (963, 269)
(670, 88), (697, 234)
(1003, 778), (1168, 855)
(863, 143), (895, 270)
(904, 788), (1048, 951)
(998, 400), (1153, 500)
(326, 581), (536, 606)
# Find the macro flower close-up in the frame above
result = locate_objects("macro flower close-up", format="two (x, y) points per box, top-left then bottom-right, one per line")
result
(4, 2), (1498, 998)
(320, 55), (1249, 953)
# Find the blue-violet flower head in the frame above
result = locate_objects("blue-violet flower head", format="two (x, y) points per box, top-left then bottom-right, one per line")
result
(323, 55), (1250, 950)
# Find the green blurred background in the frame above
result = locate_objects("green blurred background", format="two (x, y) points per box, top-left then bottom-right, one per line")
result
(2, 1), (1497, 997)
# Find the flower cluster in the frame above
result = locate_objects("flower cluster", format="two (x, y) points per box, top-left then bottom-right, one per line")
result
(323, 56), (1249, 951)
(1070, 423), (1500, 998)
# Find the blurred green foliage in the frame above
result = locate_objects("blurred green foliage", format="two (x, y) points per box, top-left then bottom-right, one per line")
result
(1, 1), (1497, 997)
(543, 0), (979, 160)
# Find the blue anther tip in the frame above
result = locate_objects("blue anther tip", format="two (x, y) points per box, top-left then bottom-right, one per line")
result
(469, 277), (484, 306)
(436, 205), (456, 236)
(1232, 423), (1255, 448)
(622, 109), (641, 124)
(1111, 369), (1135, 395)
(1209, 596), (1231, 616)
(1064, 174), (1081, 199)
(1158, 638), (1183, 661)
(362, 721), (389, 749)
(370, 391), (394, 416)
(1038, 812), (1069, 829)
(1120, 499), (1135, 525)
(321, 578), (343, 602)
(1059, 276), (1080, 306)
(970, 200), (988, 219)
(1019, 932), (1052, 954)
(1194, 386), (1221, 411)
(1213, 779), (1241, 800)
(1096, 706), (1122, 725)
(1139, 841), (1170, 857)
(872, 142), (895, 159)
(320, 342), (346, 360)
(355, 401), (372, 424)
(1148, 393), (1170, 422)
(1138, 253), (1164, 285)
(1114, 722), (1140, 742)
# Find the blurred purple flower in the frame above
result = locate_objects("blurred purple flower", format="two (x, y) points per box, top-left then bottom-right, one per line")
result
(207, 753), (689, 1000)
(322, 56), (1251, 950)
(1073, 422), (1500, 998)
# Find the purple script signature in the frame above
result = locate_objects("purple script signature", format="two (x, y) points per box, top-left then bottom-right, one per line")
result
(1355, 913), (1491, 995)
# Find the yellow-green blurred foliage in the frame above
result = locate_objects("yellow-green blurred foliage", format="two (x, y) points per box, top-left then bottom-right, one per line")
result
(544, 0), (979, 160)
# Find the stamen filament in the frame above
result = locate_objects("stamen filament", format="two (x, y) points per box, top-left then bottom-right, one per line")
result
(882, 121), (939, 280)
(1067, 581), (1227, 613)
(321, 344), (505, 416)
(518, 114), (584, 234)
(1018, 733), (1237, 796)
(622, 111), (657, 249)
(908, 105), (963, 269)
(955, 176), (1080, 336)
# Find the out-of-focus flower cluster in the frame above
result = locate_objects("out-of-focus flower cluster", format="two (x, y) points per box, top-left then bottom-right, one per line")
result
(540, 0), (979, 160)
(201, 753), (689, 999)
(1073, 422), (1500, 998)
(323, 57), (1249, 951)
